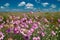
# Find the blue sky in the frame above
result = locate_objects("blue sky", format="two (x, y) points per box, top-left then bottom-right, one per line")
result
(0, 0), (60, 12)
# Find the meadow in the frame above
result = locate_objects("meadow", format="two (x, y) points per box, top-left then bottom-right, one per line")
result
(0, 12), (60, 40)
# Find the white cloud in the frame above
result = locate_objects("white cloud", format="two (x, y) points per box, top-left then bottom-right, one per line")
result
(0, 6), (4, 9)
(41, 2), (49, 7)
(0, 3), (9, 9)
(50, 4), (56, 8)
(4, 3), (10, 7)
(25, 3), (34, 9)
(18, 1), (26, 6)
(18, 1), (34, 9)
(57, 0), (60, 1)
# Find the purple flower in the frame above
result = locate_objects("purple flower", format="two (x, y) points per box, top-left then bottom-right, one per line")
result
(41, 32), (45, 37)
(26, 28), (34, 37)
(20, 18), (27, 23)
(20, 24), (25, 27)
(51, 31), (56, 36)
(6, 29), (11, 33)
(30, 28), (34, 32)
(13, 20), (20, 25)
(24, 23), (29, 28)
(20, 29), (27, 36)
(0, 18), (3, 22)
(58, 19), (60, 23)
(0, 32), (4, 40)
(32, 23), (38, 29)
(13, 26), (20, 34)
(33, 37), (37, 40)
(6, 27), (14, 33)
(26, 19), (33, 24)
(33, 36), (40, 40)
(0, 16), (3, 22)
(37, 36), (40, 40)
(0, 24), (4, 29)
(20, 23), (28, 28)
(23, 36), (30, 40)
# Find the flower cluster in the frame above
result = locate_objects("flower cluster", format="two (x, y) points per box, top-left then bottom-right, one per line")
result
(0, 13), (60, 40)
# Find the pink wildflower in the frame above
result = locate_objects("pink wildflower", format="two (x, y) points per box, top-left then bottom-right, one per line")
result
(41, 32), (45, 37)
(0, 32), (4, 40)
(51, 31), (56, 36)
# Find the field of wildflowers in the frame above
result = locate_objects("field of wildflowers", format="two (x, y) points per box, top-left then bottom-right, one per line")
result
(0, 12), (60, 40)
